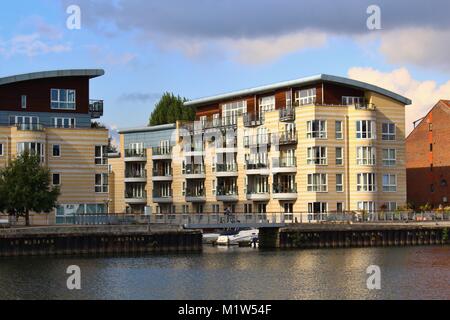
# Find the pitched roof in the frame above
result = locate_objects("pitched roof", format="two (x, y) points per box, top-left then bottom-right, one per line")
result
(184, 74), (412, 107)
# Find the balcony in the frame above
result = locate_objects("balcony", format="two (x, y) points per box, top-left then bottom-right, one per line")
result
(205, 115), (238, 129)
(272, 157), (297, 173)
(124, 170), (147, 183)
(279, 107), (295, 122)
(152, 189), (173, 203)
(354, 103), (376, 111)
(216, 187), (239, 202)
(184, 165), (206, 179)
(246, 189), (270, 201)
(124, 149), (147, 162)
(152, 168), (173, 181)
(243, 113), (264, 127)
(216, 163), (238, 177)
(15, 123), (45, 132)
(277, 131), (298, 145)
(245, 161), (270, 175)
(243, 134), (271, 148)
(89, 99), (104, 119)
(152, 146), (172, 160)
(185, 189), (206, 202)
(124, 191), (147, 204)
(272, 183), (298, 200)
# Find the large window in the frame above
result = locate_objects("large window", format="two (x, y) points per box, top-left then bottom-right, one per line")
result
(259, 96), (275, 118)
(357, 173), (376, 192)
(221, 100), (247, 125)
(95, 146), (108, 165)
(356, 120), (376, 139)
(307, 146), (327, 165)
(382, 149), (396, 166)
(382, 174), (397, 192)
(307, 120), (327, 139)
(357, 201), (375, 213)
(95, 173), (108, 193)
(54, 117), (76, 128)
(382, 122), (396, 140)
(51, 89), (76, 110)
(356, 146), (376, 165)
(307, 173), (327, 192)
(295, 88), (316, 105)
(342, 96), (365, 106)
(336, 174), (344, 192)
(17, 142), (45, 163)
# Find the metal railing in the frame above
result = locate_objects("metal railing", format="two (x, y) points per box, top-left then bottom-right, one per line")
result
(243, 113), (264, 127)
(152, 168), (172, 177)
(124, 191), (147, 200)
(152, 189), (173, 198)
(152, 146), (172, 156)
(273, 183), (297, 194)
(276, 131), (298, 145)
(216, 163), (238, 172)
(89, 99), (104, 118)
(185, 189), (206, 197)
(216, 186), (238, 196)
(245, 161), (269, 170)
(272, 157), (297, 168)
(243, 134), (271, 147)
(279, 107), (295, 121)
(125, 170), (147, 178)
(184, 165), (205, 175)
(15, 123), (45, 131)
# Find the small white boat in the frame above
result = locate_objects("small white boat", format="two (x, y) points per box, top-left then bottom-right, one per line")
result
(202, 233), (221, 244)
(216, 228), (259, 246)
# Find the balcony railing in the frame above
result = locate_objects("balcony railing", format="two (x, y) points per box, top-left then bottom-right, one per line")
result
(245, 161), (269, 170)
(185, 189), (206, 197)
(272, 157), (297, 168)
(216, 187), (238, 196)
(273, 183), (297, 194)
(15, 123), (44, 131)
(124, 191), (147, 200)
(152, 189), (173, 198)
(216, 163), (238, 173)
(243, 113), (264, 127)
(152, 146), (172, 156)
(125, 170), (147, 179)
(279, 107), (295, 121)
(184, 165), (205, 175)
(243, 134), (271, 147)
(276, 131), (298, 145)
(89, 99), (104, 118)
(153, 168), (173, 177)
(124, 149), (147, 158)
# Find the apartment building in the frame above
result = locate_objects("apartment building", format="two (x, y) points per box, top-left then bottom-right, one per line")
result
(110, 74), (411, 221)
(406, 100), (450, 208)
(0, 69), (109, 223)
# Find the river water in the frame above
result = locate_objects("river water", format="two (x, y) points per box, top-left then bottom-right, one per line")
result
(0, 246), (448, 300)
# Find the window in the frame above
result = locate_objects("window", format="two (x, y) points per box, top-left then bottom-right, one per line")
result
(212, 113), (220, 127)
(307, 173), (327, 192)
(21, 95), (27, 109)
(382, 149), (396, 166)
(0, 144), (3, 156)
(336, 147), (343, 165)
(212, 204), (220, 214)
(336, 202), (344, 213)
(11, 116), (39, 128)
(357, 201), (375, 213)
(307, 120), (327, 139)
(335, 121), (343, 139)
(54, 117), (76, 128)
(212, 179), (216, 196)
(259, 96), (275, 118)
(244, 203), (253, 214)
(356, 120), (375, 139)
(357, 173), (376, 192)
(307, 146), (327, 165)
(52, 145), (61, 157)
(430, 143), (433, 152)
(51, 89), (76, 110)
(52, 174), (61, 186)
(342, 96), (365, 106)
(95, 145), (108, 165)
(382, 174), (397, 192)
(221, 100), (247, 125)
(95, 173), (108, 193)
(307, 202), (328, 221)
(295, 88), (316, 105)
(199, 116), (207, 128)
(382, 122), (396, 140)
(336, 174), (344, 192)
(17, 142), (45, 163)
(182, 182), (186, 196)
(357, 146), (376, 165)
(182, 205), (189, 214)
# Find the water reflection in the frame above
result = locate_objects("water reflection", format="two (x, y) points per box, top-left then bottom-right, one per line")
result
(0, 246), (448, 300)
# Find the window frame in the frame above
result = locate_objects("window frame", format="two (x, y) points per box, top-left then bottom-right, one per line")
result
(382, 148), (396, 167)
(95, 173), (109, 193)
(335, 121), (343, 139)
(52, 173), (61, 186)
(52, 144), (61, 157)
(382, 122), (396, 141)
(307, 146), (327, 165)
(95, 145), (108, 165)
(336, 173), (344, 192)
(307, 120), (327, 139)
(382, 174), (397, 192)
(335, 147), (344, 165)
(357, 173), (376, 192)
(21, 95), (27, 109)
(307, 173), (328, 192)
(51, 88), (76, 110)
(356, 120), (376, 139)
(356, 146), (376, 165)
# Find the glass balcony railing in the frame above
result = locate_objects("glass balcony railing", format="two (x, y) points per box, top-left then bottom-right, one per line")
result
(243, 113), (264, 127)
(124, 191), (147, 199)
(124, 149), (147, 158)
(184, 165), (205, 175)
(273, 183), (297, 194)
(216, 163), (238, 172)
(279, 107), (295, 121)
(245, 161), (269, 170)
(185, 189), (206, 197)
(272, 157), (297, 168)
(89, 99), (104, 118)
(153, 168), (173, 177)
(152, 189), (173, 198)
(152, 146), (172, 156)
(125, 170), (147, 179)
(216, 187), (238, 196)
(15, 123), (44, 131)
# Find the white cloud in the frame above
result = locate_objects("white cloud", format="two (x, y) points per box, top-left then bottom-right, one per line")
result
(347, 67), (450, 134)
(0, 33), (71, 58)
(87, 45), (137, 66)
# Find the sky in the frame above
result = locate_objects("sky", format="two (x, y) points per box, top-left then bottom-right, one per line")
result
(2, 0), (450, 144)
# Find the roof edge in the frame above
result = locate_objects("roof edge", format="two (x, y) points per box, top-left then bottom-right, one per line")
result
(0, 69), (105, 86)
(118, 123), (176, 134)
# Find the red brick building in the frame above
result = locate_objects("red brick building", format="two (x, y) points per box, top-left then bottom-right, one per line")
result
(406, 100), (450, 208)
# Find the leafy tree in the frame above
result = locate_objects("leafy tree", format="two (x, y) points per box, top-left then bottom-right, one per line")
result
(0, 153), (60, 226)
(149, 92), (195, 126)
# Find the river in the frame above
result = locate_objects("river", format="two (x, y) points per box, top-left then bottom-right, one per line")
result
(0, 246), (448, 300)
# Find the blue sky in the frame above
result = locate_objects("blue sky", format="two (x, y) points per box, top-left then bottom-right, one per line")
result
(1, 0), (450, 137)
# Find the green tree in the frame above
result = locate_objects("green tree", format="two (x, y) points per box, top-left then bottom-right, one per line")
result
(149, 92), (195, 126)
(0, 153), (60, 226)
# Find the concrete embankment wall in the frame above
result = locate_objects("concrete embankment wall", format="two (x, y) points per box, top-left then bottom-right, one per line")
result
(0, 225), (202, 257)
(259, 223), (450, 249)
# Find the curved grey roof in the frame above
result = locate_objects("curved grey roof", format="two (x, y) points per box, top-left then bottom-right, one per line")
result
(184, 74), (412, 106)
(0, 69), (105, 86)
(118, 123), (176, 134)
